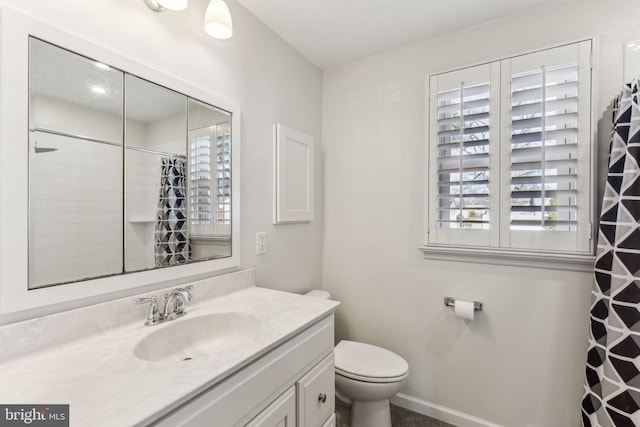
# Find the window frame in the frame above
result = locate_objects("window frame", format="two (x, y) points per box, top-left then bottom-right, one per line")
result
(421, 40), (597, 272)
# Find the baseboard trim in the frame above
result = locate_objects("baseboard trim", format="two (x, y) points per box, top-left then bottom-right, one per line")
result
(390, 393), (504, 427)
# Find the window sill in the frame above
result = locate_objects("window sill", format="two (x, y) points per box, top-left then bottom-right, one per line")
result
(419, 245), (595, 272)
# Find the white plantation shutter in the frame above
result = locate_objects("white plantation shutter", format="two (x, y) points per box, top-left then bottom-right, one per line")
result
(427, 40), (593, 257)
(215, 122), (232, 225)
(510, 65), (579, 231)
(436, 82), (491, 229)
(428, 63), (500, 247)
(189, 122), (232, 235)
(502, 40), (592, 253)
(190, 132), (212, 225)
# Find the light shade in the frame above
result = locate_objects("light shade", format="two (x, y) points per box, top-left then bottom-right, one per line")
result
(158, 0), (188, 11)
(204, 0), (233, 40)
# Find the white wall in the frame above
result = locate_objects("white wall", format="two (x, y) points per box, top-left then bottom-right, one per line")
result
(321, 1), (640, 426)
(0, 0), (323, 323)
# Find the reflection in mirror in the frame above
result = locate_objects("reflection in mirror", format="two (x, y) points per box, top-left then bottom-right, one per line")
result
(28, 38), (124, 289)
(188, 99), (232, 260)
(26, 37), (235, 290)
(124, 75), (187, 271)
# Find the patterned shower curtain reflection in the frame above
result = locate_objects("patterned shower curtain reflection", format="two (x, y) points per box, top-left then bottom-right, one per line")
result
(582, 79), (640, 426)
(155, 157), (190, 266)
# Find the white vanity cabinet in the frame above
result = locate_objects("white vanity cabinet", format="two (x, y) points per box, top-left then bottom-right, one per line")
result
(152, 315), (336, 427)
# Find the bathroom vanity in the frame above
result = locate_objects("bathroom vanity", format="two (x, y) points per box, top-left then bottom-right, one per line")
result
(155, 314), (336, 427)
(0, 269), (339, 426)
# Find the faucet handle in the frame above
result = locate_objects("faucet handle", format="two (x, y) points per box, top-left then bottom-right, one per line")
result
(179, 285), (193, 297)
(134, 296), (162, 326)
(179, 286), (193, 300)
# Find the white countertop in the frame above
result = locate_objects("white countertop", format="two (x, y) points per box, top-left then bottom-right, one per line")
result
(0, 273), (338, 426)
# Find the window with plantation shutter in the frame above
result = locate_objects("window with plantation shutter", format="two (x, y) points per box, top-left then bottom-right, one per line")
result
(215, 122), (232, 226)
(428, 62), (500, 248)
(425, 40), (595, 269)
(189, 122), (231, 236)
(190, 133), (212, 225)
(510, 64), (579, 232)
(436, 81), (491, 230)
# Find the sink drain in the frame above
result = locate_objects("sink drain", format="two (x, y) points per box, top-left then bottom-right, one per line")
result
(182, 357), (193, 361)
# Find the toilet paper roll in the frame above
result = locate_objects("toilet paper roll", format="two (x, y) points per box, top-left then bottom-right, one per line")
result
(454, 300), (475, 321)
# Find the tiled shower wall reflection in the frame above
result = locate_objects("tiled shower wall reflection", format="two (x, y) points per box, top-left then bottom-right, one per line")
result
(29, 131), (122, 287)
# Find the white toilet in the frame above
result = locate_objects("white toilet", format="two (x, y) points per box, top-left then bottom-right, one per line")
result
(305, 291), (409, 427)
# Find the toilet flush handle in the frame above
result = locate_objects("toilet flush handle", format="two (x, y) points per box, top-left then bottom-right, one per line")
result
(318, 393), (327, 404)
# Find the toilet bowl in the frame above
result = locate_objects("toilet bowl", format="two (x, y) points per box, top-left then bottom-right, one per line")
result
(305, 290), (409, 427)
(335, 340), (408, 427)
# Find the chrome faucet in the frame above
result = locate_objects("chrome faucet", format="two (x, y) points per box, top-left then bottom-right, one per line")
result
(162, 286), (193, 321)
(134, 285), (193, 326)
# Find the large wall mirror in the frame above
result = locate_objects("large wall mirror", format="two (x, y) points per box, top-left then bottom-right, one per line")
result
(28, 37), (235, 289)
(0, 9), (240, 314)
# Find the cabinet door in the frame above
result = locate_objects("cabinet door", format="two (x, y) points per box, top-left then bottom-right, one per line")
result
(297, 354), (335, 427)
(245, 387), (296, 427)
(321, 414), (336, 427)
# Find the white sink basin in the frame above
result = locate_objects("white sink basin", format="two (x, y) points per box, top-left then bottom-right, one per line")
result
(133, 312), (262, 363)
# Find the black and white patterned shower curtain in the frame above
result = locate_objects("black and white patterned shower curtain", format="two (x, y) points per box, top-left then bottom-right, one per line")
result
(582, 79), (640, 426)
(155, 157), (189, 266)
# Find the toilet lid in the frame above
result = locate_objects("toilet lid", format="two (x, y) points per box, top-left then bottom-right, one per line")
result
(335, 340), (408, 381)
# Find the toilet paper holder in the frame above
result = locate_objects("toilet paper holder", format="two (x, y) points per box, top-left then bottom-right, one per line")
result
(444, 297), (483, 312)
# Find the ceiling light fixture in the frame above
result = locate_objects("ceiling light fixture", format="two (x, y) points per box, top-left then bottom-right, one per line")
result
(144, 0), (188, 12)
(143, 0), (232, 40)
(204, 0), (233, 40)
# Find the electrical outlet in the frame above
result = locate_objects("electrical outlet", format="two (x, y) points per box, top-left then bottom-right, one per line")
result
(256, 232), (267, 255)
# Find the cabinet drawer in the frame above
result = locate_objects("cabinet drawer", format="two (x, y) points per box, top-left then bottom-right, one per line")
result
(297, 354), (334, 427)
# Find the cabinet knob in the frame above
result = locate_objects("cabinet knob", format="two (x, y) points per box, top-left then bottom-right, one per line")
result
(318, 393), (327, 403)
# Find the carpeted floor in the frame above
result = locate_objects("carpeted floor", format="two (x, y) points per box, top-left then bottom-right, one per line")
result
(335, 401), (457, 427)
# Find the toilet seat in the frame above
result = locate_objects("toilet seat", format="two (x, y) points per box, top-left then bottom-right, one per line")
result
(336, 367), (409, 384)
(335, 340), (408, 384)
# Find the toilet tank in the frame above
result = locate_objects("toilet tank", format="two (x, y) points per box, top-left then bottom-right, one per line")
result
(305, 290), (331, 300)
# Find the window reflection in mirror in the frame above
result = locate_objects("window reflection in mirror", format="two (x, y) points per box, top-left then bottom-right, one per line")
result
(28, 38), (124, 288)
(187, 99), (232, 261)
(27, 37), (233, 290)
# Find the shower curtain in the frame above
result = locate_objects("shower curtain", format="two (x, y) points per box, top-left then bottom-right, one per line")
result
(582, 79), (640, 426)
(155, 157), (190, 266)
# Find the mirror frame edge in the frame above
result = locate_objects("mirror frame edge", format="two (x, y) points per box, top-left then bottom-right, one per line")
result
(0, 7), (241, 316)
